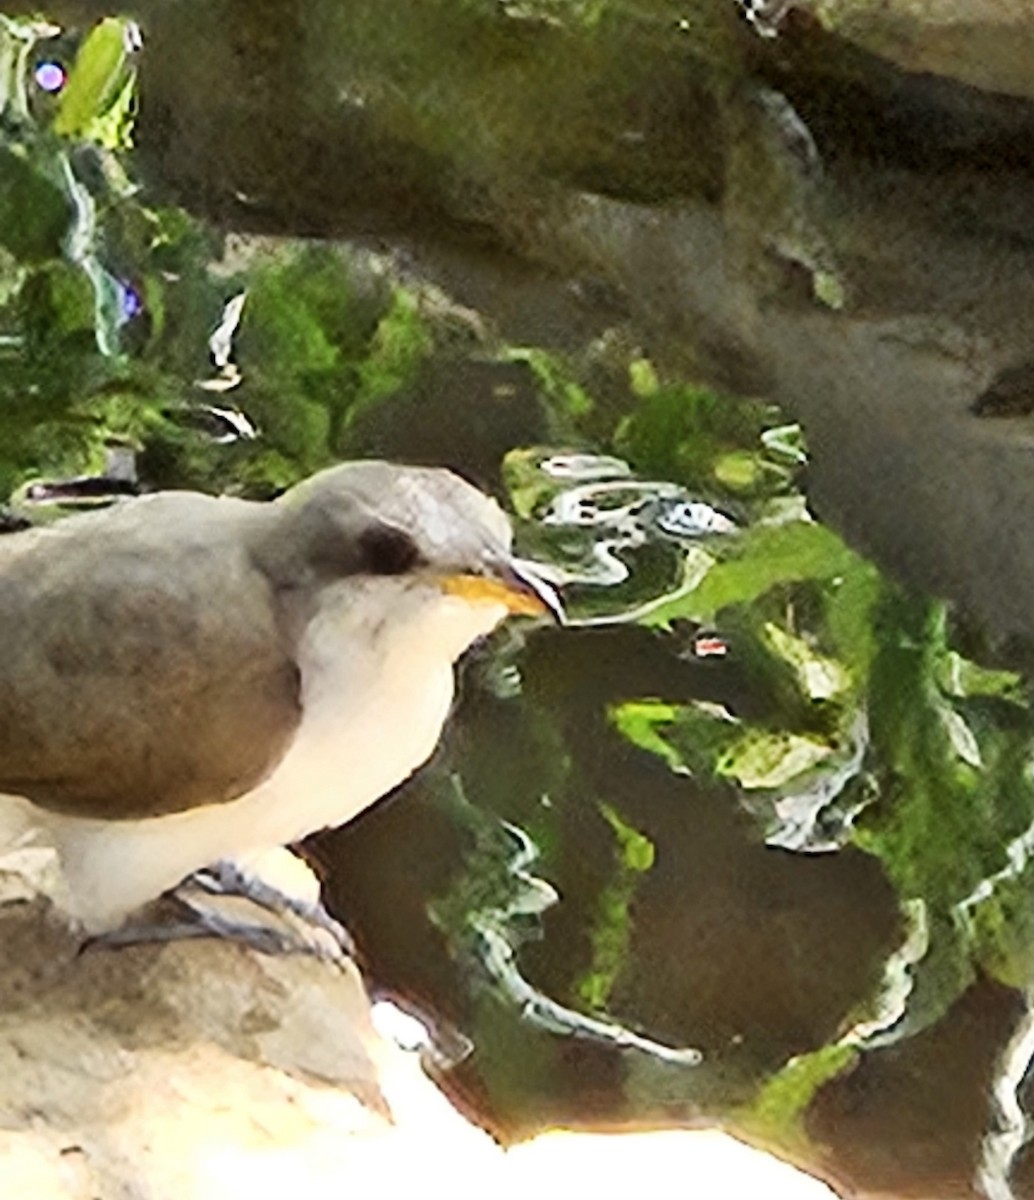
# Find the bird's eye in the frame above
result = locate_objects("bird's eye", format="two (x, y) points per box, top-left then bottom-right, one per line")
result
(359, 524), (422, 575)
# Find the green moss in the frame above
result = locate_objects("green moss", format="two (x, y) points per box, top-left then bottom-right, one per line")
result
(350, 287), (433, 417)
(615, 373), (781, 497)
(576, 802), (655, 1012)
(0, 144), (69, 264)
(737, 1044), (859, 1150)
(506, 347), (594, 423)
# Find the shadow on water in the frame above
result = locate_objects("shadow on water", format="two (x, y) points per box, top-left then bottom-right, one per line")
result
(5, 5), (1034, 1198)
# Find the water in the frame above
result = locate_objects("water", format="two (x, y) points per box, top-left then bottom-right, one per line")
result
(4, 7), (1034, 1197)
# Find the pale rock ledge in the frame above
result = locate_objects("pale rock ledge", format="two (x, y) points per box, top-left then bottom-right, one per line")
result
(0, 858), (837, 1200)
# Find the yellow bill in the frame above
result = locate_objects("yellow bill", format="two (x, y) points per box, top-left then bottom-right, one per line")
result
(440, 561), (563, 621)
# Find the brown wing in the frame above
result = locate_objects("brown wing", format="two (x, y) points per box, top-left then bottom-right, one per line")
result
(0, 493), (302, 820)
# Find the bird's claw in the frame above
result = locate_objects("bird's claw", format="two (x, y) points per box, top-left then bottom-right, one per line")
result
(181, 858), (357, 962)
(83, 855), (357, 964)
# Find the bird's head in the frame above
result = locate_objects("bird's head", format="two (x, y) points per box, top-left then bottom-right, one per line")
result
(266, 461), (562, 632)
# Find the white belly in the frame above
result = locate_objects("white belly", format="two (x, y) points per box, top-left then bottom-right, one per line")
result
(17, 579), (506, 932)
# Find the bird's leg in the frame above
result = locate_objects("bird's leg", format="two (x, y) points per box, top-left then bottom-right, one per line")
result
(180, 847), (357, 960)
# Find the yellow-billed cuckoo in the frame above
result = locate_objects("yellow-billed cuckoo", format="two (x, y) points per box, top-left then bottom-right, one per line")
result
(0, 460), (560, 948)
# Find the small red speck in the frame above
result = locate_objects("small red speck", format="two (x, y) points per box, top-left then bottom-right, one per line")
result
(693, 636), (728, 658)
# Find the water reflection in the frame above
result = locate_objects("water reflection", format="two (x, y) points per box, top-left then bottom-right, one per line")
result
(441, 794), (703, 1068)
(319, 439), (1034, 1200)
(2, 7), (1034, 1197)
(508, 450), (738, 627)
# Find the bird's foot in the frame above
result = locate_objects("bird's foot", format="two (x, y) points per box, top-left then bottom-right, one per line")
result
(81, 906), (317, 959)
(172, 880), (352, 962)
(85, 848), (356, 964)
(183, 853), (356, 961)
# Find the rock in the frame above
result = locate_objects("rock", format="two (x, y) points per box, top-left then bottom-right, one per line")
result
(0, 897), (391, 1199)
(811, 0), (1034, 103)
(0, 882), (837, 1199)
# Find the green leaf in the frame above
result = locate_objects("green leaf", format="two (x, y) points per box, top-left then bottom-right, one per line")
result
(712, 449), (764, 491)
(850, 592), (1034, 1030)
(763, 621), (849, 701)
(628, 356), (659, 397)
(938, 703), (982, 769)
(718, 730), (833, 790)
(967, 850), (1034, 989)
(601, 802), (656, 872)
(813, 269), (845, 311)
(610, 696), (744, 779)
(54, 18), (132, 139)
(823, 557), (882, 682)
(937, 650), (1026, 705)
(641, 519), (860, 628)
(82, 70), (137, 152)
(609, 699), (686, 774)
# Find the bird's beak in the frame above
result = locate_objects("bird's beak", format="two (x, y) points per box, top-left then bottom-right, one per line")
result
(440, 557), (564, 623)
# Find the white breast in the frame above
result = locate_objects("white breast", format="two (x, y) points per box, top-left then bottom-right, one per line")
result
(29, 578), (509, 933)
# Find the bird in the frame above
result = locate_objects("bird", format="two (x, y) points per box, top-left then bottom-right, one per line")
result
(0, 459), (561, 950)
